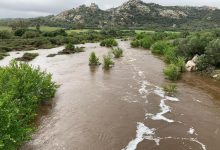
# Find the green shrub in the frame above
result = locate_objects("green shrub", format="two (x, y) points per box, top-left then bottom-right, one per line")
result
(0, 30), (12, 39)
(14, 29), (27, 37)
(0, 61), (58, 149)
(89, 52), (100, 66)
(196, 54), (211, 71)
(100, 39), (118, 47)
(140, 37), (154, 49)
(103, 54), (114, 70)
(151, 41), (169, 55)
(164, 47), (176, 64)
(65, 43), (75, 50)
(205, 39), (220, 66)
(112, 47), (123, 58)
(163, 84), (177, 95)
(131, 40), (140, 48)
(58, 44), (84, 55)
(164, 64), (181, 80)
(176, 57), (186, 72)
(22, 31), (40, 39)
(15, 53), (39, 62)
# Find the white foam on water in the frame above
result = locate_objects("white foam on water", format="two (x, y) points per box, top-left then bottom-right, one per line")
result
(163, 137), (206, 150)
(188, 128), (195, 135)
(151, 99), (174, 123)
(122, 122), (158, 150)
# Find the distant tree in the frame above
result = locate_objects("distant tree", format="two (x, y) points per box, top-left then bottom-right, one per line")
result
(36, 24), (41, 31)
(9, 20), (29, 31)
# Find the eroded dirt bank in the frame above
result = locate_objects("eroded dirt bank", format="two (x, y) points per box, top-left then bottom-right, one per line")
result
(1, 41), (220, 150)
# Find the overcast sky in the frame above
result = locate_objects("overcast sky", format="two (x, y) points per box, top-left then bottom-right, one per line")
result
(0, 0), (220, 18)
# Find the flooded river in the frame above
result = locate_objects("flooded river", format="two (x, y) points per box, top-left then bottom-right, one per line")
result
(1, 41), (220, 150)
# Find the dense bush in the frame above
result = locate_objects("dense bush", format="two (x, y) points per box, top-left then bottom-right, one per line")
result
(205, 39), (220, 66)
(175, 57), (186, 72)
(151, 41), (170, 55)
(100, 39), (118, 47)
(112, 47), (123, 58)
(139, 37), (154, 49)
(164, 47), (177, 64)
(103, 54), (114, 70)
(131, 40), (140, 48)
(22, 31), (40, 39)
(89, 52), (100, 66)
(196, 54), (211, 71)
(14, 29), (27, 37)
(0, 30), (12, 39)
(163, 64), (181, 80)
(0, 61), (58, 149)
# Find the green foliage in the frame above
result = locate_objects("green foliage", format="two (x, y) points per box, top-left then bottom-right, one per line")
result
(175, 57), (186, 72)
(100, 39), (118, 47)
(112, 47), (123, 58)
(103, 54), (114, 70)
(22, 31), (40, 39)
(139, 37), (154, 49)
(65, 43), (75, 50)
(131, 40), (140, 48)
(0, 61), (58, 150)
(205, 39), (220, 66)
(196, 54), (211, 71)
(15, 53), (39, 62)
(89, 52), (100, 66)
(151, 41), (170, 55)
(163, 64), (181, 80)
(58, 44), (84, 55)
(14, 29), (27, 37)
(163, 84), (177, 95)
(164, 47), (177, 64)
(0, 30), (12, 39)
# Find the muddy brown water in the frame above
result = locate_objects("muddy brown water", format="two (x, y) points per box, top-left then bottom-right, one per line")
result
(1, 41), (220, 150)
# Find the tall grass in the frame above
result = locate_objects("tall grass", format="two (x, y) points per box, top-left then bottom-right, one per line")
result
(103, 54), (114, 70)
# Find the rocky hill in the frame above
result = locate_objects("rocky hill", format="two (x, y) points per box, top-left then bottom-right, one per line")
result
(1, 0), (220, 30)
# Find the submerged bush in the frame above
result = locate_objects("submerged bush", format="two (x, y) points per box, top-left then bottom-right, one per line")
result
(0, 61), (58, 150)
(163, 84), (177, 96)
(15, 52), (39, 62)
(112, 47), (123, 58)
(89, 52), (101, 66)
(100, 39), (118, 47)
(164, 64), (181, 80)
(59, 43), (84, 55)
(103, 54), (114, 70)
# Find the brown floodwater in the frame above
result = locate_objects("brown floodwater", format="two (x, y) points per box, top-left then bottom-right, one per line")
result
(1, 41), (220, 150)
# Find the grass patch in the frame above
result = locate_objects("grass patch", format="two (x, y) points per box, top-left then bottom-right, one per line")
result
(15, 52), (39, 62)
